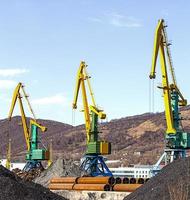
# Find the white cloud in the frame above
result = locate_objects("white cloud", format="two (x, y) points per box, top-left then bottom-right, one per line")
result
(0, 80), (17, 89)
(88, 17), (103, 23)
(109, 14), (142, 28)
(0, 68), (29, 77)
(32, 94), (68, 106)
(88, 13), (142, 28)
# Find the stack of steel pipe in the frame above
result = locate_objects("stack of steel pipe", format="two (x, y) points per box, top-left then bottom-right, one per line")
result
(49, 176), (144, 192)
(49, 176), (115, 191)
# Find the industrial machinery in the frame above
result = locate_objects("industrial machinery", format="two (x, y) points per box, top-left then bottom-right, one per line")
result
(8, 82), (49, 171)
(149, 19), (190, 163)
(5, 139), (11, 170)
(47, 139), (53, 167)
(73, 61), (112, 176)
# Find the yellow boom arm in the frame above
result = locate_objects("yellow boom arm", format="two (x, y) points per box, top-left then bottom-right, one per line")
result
(73, 62), (91, 139)
(8, 82), (46, 151)
(8, 83), (31, 150)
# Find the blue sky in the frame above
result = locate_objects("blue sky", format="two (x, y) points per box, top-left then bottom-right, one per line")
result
(0, 0), (190, 125)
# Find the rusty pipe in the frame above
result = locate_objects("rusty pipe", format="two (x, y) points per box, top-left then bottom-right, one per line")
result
(50, 177), (78, 184)
(123, 177), (129, 184)
(137, 178), (145, 184)
(49, 183), (74, 190)
(129, 178), (136, 184)
(113, 184), (142, 192)
(115, 177), (122, 184)
(73, 184), (110, 191)
(77, 177), (115, 185)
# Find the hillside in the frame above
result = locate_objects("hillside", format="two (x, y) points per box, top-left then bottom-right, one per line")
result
(1, 106), (190, 166)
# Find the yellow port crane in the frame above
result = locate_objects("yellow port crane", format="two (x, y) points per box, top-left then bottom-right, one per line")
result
(149, 19), (190, 163)
(8, 82), (49, 171)
(72, 61), (112, 176)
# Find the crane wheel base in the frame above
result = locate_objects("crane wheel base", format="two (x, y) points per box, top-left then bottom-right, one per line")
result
(164, 148), (186, 164)
(23, 161), (44, 172)
(80, 154), (112, 177)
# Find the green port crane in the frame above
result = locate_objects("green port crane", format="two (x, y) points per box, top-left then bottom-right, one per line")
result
(149, 19), (190, 163)
(72, 61), (112, 176)
(8, 82), (49, 171)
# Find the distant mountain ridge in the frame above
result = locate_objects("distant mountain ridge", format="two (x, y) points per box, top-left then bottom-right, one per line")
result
(1, 106), (190, 166)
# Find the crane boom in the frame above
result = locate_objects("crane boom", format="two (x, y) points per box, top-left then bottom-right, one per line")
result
(8, 83), (22, 120)
(8, 83), (30, 150)
(73, 61), (91, 141)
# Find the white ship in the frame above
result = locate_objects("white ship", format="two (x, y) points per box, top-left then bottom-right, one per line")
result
(109, 165), (157, 178)
(107, 153), (166, 178)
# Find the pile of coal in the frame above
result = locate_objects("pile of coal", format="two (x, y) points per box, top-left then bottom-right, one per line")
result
(0, 165), (67, 200)
(124, 157), (190, 200)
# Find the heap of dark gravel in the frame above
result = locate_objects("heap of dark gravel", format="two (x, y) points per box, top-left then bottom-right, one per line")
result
(124, 157), (190, 200)
(0, 165), (67, 200)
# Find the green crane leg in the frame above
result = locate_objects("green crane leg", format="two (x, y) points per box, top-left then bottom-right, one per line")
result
(166, 92), (190, 149)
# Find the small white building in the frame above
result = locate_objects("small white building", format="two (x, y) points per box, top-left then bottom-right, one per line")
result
(0, 159), (25, 171)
